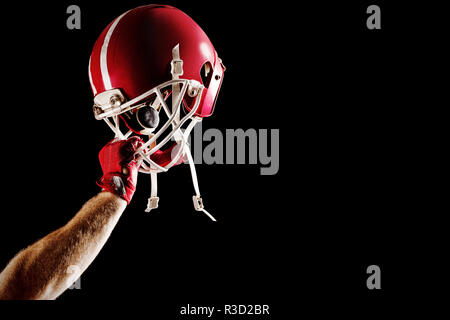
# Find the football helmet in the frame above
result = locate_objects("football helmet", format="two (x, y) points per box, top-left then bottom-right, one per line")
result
(88, 5), (225, 221)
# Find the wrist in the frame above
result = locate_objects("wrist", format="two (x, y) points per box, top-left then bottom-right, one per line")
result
(99, 190), (128, 206)
(97, 173), (136, 204)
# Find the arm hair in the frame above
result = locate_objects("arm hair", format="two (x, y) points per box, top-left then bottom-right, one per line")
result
(0, 191), (126, 300)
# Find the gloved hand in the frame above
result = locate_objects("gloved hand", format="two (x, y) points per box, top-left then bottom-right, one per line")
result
(97, 137), (144, 204)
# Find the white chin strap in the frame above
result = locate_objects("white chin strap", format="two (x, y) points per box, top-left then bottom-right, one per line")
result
(185, 144), (217, 222)
(145, 127), (216, 222)
(143, 44), (216, 222)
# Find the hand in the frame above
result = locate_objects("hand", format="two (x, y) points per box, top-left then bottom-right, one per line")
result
(97, 137), (144, 204)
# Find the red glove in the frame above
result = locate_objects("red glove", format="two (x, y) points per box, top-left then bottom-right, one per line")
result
(97, 137), (144, 204)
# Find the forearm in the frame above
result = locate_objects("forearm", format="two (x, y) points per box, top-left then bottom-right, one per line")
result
(0, 191), (126, 300)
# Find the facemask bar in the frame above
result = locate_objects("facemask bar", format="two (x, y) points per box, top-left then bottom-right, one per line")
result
(94, 78), (201, 119)
(136, 83), (204, 173)
(95, 78), (203, 166)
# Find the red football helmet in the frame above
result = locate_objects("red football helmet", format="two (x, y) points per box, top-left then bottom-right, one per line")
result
(89, 5), (225, 220)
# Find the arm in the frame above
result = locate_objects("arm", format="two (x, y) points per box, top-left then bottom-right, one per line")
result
(0, 137), (143, 300)
(0, 191), (126, 300)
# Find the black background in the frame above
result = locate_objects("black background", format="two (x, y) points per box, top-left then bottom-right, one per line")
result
(0, 0), (446, 316)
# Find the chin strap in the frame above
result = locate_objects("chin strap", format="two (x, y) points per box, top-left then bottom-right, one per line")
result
(144, 133), (159, 212)
(171, 44), (184, 143)
(144, 119), (217, 222)
(184, 143), (217, 222)
(145, 171), (159, 212)
(144, 143), (217, 221)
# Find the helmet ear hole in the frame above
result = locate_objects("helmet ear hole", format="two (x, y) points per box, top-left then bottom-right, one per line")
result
(200, 62), (213, 89)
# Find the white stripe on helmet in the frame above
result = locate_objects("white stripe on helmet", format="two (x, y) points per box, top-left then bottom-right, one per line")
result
(88, 56), (97, 95)
(100, 10), (130, 90)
